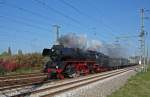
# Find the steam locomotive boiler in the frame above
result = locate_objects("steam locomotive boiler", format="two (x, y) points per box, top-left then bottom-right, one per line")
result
(42, 45), (110, 79)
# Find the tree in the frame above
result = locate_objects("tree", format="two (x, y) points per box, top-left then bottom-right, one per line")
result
(0, 51), (9, 58)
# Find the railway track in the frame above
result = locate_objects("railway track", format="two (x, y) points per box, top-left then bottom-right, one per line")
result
(0, 72), (44, 80)
(33, 68), (134, 97)
(0, 72), (47, 91)
(0, 66), (137, 97)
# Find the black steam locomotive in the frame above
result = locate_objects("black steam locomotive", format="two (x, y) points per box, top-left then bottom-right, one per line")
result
(42, 45), (134, 79)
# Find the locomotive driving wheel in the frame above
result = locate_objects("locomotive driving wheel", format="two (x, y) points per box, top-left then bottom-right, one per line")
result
(65, 64), (79, 78)
(70, 72), (80, 78)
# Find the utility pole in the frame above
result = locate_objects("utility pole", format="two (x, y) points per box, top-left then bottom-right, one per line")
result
(146, 32), (149, 65)
(139, 8), (148, 72)
(53, 25), (60, 42)
(146, 32), (149, 66)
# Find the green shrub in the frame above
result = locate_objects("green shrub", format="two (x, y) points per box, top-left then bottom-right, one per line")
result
(0, 65), (6, 75)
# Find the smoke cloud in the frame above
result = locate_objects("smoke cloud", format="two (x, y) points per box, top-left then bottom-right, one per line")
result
(58, 33), (127, 58)
(58, 33), (87, 49)
(103, 44), (127, 58)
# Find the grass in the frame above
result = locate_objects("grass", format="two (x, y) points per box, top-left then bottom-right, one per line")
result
(108, 66), (150, 97)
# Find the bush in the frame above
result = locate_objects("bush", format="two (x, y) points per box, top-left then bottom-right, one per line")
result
(0, 53), (45, 73)
(0, 65), (6, 75)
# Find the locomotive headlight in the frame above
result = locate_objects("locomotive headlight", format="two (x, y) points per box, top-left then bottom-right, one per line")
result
(51, 48), (54, 52)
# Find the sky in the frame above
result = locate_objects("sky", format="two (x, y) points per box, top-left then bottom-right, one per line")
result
(0, 0), (150, 57)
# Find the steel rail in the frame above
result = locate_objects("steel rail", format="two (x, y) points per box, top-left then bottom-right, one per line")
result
(13, 67), (135, 97)
(0, 72), (46, 80)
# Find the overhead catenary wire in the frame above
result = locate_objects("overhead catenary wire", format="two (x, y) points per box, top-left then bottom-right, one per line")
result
(1, 2), (87, 33)
(0, 29), (46, 52)
(86, 0), (142, 56)
(3, 2), (51, 20)
(1, 0), (119, 43)
(32, 0), (111, 41)
(2, 2), (115, 43)
(91, 27), (111, 41)
(2, 0), (96, 34)
(0, 24), (48, 37)
(33, 0), (83, 26)
(0, 15), (50, 32)
(85, 0), (123, 36)
(0, 5), (109, 43)
(59, 0), (118, 37)
(58, 0), (116, 39)
(1, 0), (116, 40)
(0, 22), (53, 50)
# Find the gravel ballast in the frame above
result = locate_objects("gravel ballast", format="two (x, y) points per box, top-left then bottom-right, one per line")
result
(53, 70), (137, 97)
